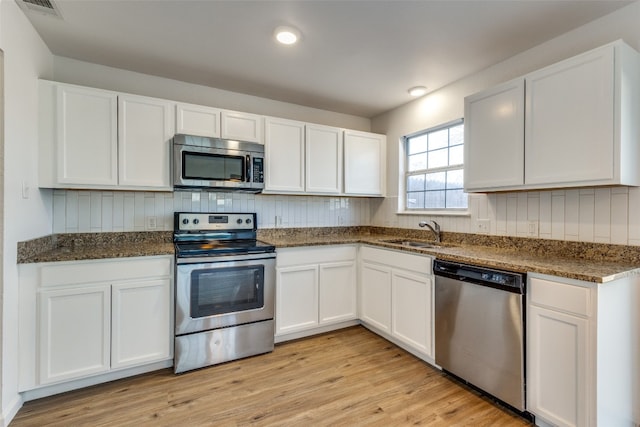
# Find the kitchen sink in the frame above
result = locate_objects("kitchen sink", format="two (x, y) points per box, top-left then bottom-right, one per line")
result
(380, 239), (453, 249)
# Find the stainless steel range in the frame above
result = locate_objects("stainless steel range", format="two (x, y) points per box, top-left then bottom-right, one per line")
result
(173, 212), (276, 373)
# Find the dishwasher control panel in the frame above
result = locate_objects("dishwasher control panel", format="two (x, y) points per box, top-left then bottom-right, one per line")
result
(433, 259), (525, 293)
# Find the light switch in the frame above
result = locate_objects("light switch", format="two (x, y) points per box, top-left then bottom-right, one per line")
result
(21, 181), (30, 199)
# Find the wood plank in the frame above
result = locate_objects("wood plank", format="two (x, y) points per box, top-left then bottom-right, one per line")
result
(12, 326), (532, 426)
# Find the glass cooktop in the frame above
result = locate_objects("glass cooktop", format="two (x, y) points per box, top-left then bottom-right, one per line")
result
(175, 239), (275, 257)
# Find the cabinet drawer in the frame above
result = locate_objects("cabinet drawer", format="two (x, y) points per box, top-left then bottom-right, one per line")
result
(529, 277), (592, 317)
(40, 256), (172, 287)
(361, 246), (432, 275)
(277, 245), (356, 267)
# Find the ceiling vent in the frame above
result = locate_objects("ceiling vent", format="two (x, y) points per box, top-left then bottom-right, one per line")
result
(17, 0), (63, 19)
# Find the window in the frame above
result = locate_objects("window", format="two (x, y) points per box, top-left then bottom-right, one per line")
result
(404, 119), (467, 211)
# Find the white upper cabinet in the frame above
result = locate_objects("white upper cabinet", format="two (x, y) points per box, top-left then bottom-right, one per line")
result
(40, 82), (118, 187)
(176, 103), (221, 138)
(306, 124), (343, 194)
(264, 117), (306, 193)
(118, 94), (173, 190)
(220, 110), (263, 143)
(264, 118), (353, 196)
(524, 43), (638, 187)
(40, 80), (387, 194)
(344, 129), (386, 196)
(176, 103), (265, 144)
(39, 81), (174, 191)
(464, 79), (525, 191)
(464, 40), (640, 192)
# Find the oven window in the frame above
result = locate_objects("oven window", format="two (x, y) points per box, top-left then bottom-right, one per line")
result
(183, 152), (245, 181)
(190, 265), (264, 318)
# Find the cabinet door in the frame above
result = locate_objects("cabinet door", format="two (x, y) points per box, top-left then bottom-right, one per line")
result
(464, 79), (524, 191)
(39, 285), (111, 384)
(176, 103), (220, 138)
(118, 94), (174, 189)
(55, 84), (118, 186)
(111, 279), (172, 369)
(264, 117), (305, 193)
(528, 304), (588, 427)
(392, 270), (433, 357)
(359, 262), (392, 333)
(319, 261), (357, 324)
(276, 265), (319, 335)
(220, 110), (263, 143)
(344, 130), (386, 196)
(306, 124), (342, 194)
(525, 46), (614, 186)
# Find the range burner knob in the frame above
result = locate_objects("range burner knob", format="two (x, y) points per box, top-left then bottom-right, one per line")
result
(182, 218), (189, 225)
(236, 218), (243, 225)
(193, 219), (200, 225)
(245, 218), (252, 224)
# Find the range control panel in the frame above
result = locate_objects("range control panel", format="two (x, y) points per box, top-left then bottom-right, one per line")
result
(175, 212), (256, 232)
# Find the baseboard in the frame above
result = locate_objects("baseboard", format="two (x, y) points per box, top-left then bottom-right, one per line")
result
(21, 359), (173, 402)
(2, 393), (24, 427)
(359, 322), (437, 367)
(274, 320), (360, 343)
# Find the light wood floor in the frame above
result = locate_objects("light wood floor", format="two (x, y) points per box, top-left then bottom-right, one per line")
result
(12, 326), (532, 426)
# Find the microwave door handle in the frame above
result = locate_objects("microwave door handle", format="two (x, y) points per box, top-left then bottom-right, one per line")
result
(246, 154), (251, 182)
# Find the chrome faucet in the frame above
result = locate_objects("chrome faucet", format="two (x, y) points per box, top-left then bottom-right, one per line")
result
(419, 220), (441, 243)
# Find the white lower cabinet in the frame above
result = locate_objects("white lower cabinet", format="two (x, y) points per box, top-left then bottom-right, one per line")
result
(359, 246), (433, 360)
(39, 285), (111, 384)
(391, 270), (432, 356)
(527, 274), (640, 427)
(276, 264), (319, 333)
(528, 303), (589, 426)
(359, 262), (392, 333)
(111, 279), (172, 369)
(276, 246), (357, 339)
(19, 256), (173, 393)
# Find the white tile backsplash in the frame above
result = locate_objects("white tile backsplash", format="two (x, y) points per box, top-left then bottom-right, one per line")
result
(51, 186), (640, 246)
(51, 190), (372, 233)
(370, 187), (640, 246)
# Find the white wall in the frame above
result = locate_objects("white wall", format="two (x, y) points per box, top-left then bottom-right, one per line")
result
(371, 1), (640, 246)
(52, 57), (370, 132)
(0, 0), (53, 424)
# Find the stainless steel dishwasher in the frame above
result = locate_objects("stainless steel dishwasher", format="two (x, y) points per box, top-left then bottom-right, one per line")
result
(434, 259), (526, 412)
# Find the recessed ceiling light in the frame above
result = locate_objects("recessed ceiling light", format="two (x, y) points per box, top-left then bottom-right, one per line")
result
(408, 86), (428, 97)
(274, 26), (300, 45)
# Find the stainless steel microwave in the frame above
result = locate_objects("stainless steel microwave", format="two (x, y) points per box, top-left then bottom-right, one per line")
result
(173, 134), (265, 192)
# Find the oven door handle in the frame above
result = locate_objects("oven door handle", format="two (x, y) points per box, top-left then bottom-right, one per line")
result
(176, 252), (276, 265)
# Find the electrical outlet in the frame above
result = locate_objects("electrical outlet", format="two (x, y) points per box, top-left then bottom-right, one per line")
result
(146, 216), (157, 230)
(477, 219), (490, 234)
(527, 220), (539, 237)
(275, 215), (282, 227)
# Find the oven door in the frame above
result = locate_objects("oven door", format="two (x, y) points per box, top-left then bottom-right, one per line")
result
(175, 254), (275, 335)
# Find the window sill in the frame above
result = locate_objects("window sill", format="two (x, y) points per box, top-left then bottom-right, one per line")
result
(396, 210), (470, 217)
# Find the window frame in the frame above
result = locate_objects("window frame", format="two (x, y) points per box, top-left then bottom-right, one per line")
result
(399, 118), (469, 215)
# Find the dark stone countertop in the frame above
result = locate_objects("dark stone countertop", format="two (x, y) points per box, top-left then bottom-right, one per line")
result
(17, 227), (640, 283)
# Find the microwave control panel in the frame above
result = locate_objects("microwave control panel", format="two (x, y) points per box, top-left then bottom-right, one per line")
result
(252, 158), (264, 183)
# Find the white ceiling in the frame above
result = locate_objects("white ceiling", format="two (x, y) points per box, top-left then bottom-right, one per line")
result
(19, 0), (634, 118)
